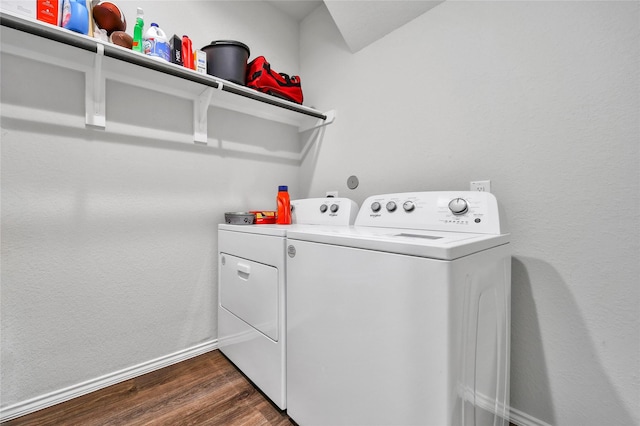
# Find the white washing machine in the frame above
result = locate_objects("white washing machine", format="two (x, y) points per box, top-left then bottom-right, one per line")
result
(217, 198), (358, 410)
(286, 191), (511, 426)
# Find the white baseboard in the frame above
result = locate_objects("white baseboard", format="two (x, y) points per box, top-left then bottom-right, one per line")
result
(458, 384), (552, 426)
(509, 406), (554, 426)
(0, 339), (218, 422)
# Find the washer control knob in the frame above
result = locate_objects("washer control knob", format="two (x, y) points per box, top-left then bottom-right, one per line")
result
(403, 201), (416, 212)
(320, 204), (328, 213)
(386, 201), (397, 212)
(371, 202), (381, 212)
(330, 204), (339, 213)
(448, 198), (469, 215)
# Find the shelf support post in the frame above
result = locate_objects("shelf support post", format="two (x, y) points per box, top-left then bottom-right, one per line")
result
(194, 86), (218, 143)
(85, 42), (106, 128)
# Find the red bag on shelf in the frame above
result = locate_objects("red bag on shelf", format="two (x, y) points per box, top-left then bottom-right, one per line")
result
(246, 56), (303, 104)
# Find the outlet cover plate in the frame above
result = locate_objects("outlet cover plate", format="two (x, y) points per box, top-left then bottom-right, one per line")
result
(470, 180), (491, 192)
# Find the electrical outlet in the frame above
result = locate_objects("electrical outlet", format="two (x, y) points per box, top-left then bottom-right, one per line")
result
(326, 191), (339, 198)
(470, 180), (491, 192)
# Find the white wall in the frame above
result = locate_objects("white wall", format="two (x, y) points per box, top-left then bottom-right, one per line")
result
(0, 0), (303, 414)
(299, 2), (639, 426)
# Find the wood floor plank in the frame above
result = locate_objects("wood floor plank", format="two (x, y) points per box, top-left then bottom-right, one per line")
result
(3, 350), (294, 426)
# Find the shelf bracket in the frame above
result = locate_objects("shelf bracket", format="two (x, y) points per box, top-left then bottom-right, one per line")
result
(85, 43), (106, 128)
(193, 86), (218, 143)
(298, 109), (336, 133)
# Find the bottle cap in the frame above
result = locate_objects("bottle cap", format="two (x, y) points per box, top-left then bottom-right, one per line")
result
(278, 186), (288, 191)
(151, 23), (158, 27)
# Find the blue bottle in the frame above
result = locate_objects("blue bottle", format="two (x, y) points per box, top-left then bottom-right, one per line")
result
(62, 0), (89, 35)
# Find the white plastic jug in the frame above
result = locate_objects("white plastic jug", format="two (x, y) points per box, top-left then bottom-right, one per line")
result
(143, 23), (170, 62)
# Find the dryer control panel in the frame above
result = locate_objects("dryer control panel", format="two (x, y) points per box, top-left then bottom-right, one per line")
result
(291, 198), (359, 226)
(356, 191), (506, 235)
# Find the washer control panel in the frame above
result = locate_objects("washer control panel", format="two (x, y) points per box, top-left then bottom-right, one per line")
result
(356, 191), (505, 234)
(291, 198), (359, 226)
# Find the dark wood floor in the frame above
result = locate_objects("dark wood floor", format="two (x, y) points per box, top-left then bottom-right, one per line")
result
(4, 350), (519, 426)
(3, 350), (295, 426)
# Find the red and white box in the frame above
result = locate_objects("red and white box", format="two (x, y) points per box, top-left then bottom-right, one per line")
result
(1, 0), (63, 26)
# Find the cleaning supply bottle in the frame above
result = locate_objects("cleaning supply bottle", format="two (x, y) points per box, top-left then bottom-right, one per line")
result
(182, 35), (193, 70)
(61, 0), (89, 35)
(132, 7), (144, 52)
(143, 23), (170, 62)
(276, 186), (291, 225)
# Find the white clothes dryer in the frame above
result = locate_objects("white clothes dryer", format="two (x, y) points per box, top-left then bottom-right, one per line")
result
(217, 198), (358, 410)
(286, 191), (511, 426)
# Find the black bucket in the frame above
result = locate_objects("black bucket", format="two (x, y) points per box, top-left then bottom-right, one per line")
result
(201, 40), (250, 85)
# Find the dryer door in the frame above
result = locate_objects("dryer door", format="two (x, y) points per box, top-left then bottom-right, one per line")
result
(219, 253), (279, 341)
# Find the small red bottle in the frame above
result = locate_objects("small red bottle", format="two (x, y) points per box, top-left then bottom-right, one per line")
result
(182, 35), (193, 70)
(276, 186), (291, 225)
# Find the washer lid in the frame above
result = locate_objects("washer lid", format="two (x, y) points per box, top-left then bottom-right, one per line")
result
(286, 226), (509, 260)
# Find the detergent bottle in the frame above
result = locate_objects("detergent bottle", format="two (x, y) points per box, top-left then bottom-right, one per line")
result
(182, 35), (194, 69)
(144, 23), (170, 62)
(61, 0), (89, 35)
(276, 186), (291, 225)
